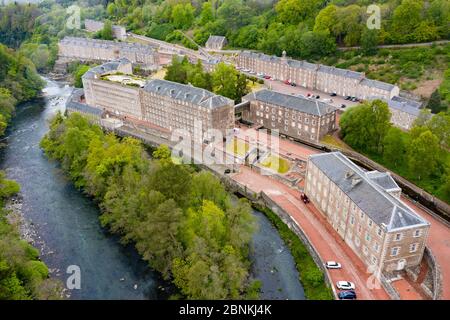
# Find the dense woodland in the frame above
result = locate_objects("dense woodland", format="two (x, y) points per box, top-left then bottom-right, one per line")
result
(340, 100), (450, 203)
(40, 113), (261, 299)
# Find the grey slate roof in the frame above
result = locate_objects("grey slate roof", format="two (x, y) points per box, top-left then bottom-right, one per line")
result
(309, 152), (429, 230)
(365, 171), (400, 191)
(243, 89), (336, 116)
(143, 79), (233, 109)
(361, 78), (397, 91)
(369, 96), (422, 116)
(318, 65), (363, 80)
(82, 58), (131, 79)
(60, 36), (156, 52)
(66, 89), (103, 116)
(206, 35), (227, 48)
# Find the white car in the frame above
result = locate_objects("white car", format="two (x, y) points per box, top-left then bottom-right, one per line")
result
(336, 281), (355, 290)
(325, 261), (341, 269)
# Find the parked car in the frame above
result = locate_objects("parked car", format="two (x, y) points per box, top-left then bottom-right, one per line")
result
(351, 97), (358, 102)
(307, 93), (312, 97)
(315, 95), (320, 99)
(338, 290), (357, 300)
(290, 82), (297, 87)
(325, 261), (342, 269)
(263, 75), (271, 79)
(336, 281), (355, 290)
(341, 104), (347, 108)
(224, 168), (231, 174)
(257, 72), (264, 78)
(345, 96), (351, 100)
(284, 80), (291, 85)
(330, 92), (337, 97)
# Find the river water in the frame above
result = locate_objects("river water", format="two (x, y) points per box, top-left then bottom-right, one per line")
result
(0, 78), (305, 300)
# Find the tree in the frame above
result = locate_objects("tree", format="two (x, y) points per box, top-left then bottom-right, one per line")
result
(361, 29), (378, 55)
(101, 20), (114, 40)
(212, 62), (248, 102)
(152, 144), (171, 160)
(427, 89), (444, 114)
(73, 65), (90, 88)
(391, 0), (423, 43)
(383, 127), (407, 167)
(407, 130), (441, 180)
(340, 99), (391, 154)
(314, 5), (338, 35)
(171, 3), (195, 30)
(298, 31), (336, 60)
(198, 1), (214, 26)
(275, 0), (319, 25)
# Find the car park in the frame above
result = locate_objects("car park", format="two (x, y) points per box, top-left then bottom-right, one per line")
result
(325, 261), (342, 269)
(338, 290), (357, 300)
(336, 281), (355, 290)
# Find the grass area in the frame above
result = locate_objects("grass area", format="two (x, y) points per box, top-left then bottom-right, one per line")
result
(226, 138), (250, 157)
(320, 134), (350, 150)
(253, 204), (334, 300)
(260, 154), (291, 174)
(151, 68), (167, 80)
(320, 44), (449, 97)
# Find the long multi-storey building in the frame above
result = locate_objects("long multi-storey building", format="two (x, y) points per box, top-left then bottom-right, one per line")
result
(241, 89), (337, 143)
(236, 51), (400, 100)
(81, 60), (234, 137)
(58, 37), (159, 67)
(141, 80), (234, 136)
(305, 152), (430, 273)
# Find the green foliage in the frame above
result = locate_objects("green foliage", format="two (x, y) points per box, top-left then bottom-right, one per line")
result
(40, 113), (258, 299)
(165, 58), (249, 102)
(0, 172), (62, 299)
(340, 100), (391, 154)
(73, 64), (91, 88)
(254, 204), (333, 300)
(340, 103), (450, 204)
(98, 20), (114, 40)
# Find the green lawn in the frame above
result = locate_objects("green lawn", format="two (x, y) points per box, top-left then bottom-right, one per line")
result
(226, 138), (250, 157)
(260, 154), (291, 174)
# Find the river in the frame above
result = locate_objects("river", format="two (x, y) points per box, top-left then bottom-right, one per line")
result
(0, 78), (305, 300)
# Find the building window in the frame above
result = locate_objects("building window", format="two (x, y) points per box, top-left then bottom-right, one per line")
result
(355, 237), (360, 247)
(414, 229), (422, 238)
(410, 243), (418, 253)
(371, 256), (378, 265)
(391, 247), (400, 256)
(374, 242), (379, 252)
(365, 233), (371, 242)
(358, 225), (362, 234)
(377, 227), (382, 237)
(394, 233), (402, 241)
(363, 246), (369, 256)
(350, 216), (355, 225)
(368, 220), (373, 228)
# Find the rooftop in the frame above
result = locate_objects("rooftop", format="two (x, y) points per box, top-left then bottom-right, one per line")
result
(243, 89), (336, 116)
(82, 58), (132, 80)
(309, 152), (429, 230)
(143, 79), (233, 109)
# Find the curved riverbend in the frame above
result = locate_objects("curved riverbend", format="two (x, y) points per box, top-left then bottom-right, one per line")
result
(0, 78), (305, 300)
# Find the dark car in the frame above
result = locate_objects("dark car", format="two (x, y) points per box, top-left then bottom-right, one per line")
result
(345, 96), (351, 100)
(330, 92), (337, 97)
(315, 95), (320, 99)
(224, 168), (231, 174)
(300, 193), (310, 204)
(290, 82), (297, 87)
(338, 290), (357, 300)
(341, 104), (347, 108)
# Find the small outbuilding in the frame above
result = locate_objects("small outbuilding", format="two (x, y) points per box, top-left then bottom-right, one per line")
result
(205, 35), (227, 51)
